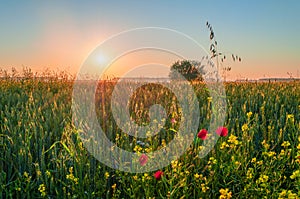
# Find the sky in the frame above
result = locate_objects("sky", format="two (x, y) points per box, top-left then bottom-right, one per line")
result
(0, 1), (299, 80)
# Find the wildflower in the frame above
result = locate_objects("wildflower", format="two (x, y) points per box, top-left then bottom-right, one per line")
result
(197, 129), (208, 140)
(207, 96), (212, 102)
(201, 183), (209, 193)
(256, 174), (269, 186)
(251, 157), (256, 163)
(46, 170), (51, 177)
(290, 170), (300, 179)
(161, 139), (167, 147)
(216, 127), (228, 137)
(246, 168), (254, 179)
(105, 172), (110, 179)
(219, 188), (232, 199)
(133, 175), (138, 180)
(278, 189), (298, 199)
(208, 157), (217, 165)
(220, 141), (229, 149)
(261, 140), (270, 150)
(154, 170), (163, 180)
(281, 141), (291, 148)
(227, 134), (240, 147)
(287, 114), (294, 122)
(194, 173), (200, 179)
(241, 123), (248, 132)
(246, 111), (253, 118)
(38, 184), (47, 197)
(133, 145), (143, 153)
(139, 154), (148, 166)
(111, 183), (117, 190)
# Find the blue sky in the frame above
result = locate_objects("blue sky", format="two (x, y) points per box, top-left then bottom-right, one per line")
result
(0, 1), (299, 79)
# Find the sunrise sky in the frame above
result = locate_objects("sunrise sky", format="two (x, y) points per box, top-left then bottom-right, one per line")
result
(0, 1), (299, 80)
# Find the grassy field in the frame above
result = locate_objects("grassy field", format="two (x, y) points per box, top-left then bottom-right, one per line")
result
(0, 77), (299, 198)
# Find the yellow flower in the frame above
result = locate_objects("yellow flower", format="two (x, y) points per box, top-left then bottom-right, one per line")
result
(281, 141), (291, 148)
(111, 183), (117, 190)
(246, 168), (253, 179)
(207, 97), (212, 102)
(261, 140), (270, 150)
(208, 157), (217, 165)
(234, 161), (240, 166)
(46, 170), (51, 177)
(219, 188), (232, 199)
(287, 114), (294, 120)
(290, 170), (300, 179)
(256, 174), (269, 186)
(220, 141), (229, 150)
(201, 183), (209, 193)
(133, 175), (138, 181)
(38, 184), (47, 197)
(242, 124), (249, 132)
(194, 173), (200, 179)
(246, 111), (253, 118)
(251, 158), (257, 163)
(278, 189), (298, 199)
(105, 172), (110, 179)
(227, 134), (240, 148)
(257, 160), (263, 165)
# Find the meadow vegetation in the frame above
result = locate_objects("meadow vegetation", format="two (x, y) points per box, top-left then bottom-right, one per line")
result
(0, 70), (299, 198)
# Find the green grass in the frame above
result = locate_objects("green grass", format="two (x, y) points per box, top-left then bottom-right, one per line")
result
(0, 77), (299, 198)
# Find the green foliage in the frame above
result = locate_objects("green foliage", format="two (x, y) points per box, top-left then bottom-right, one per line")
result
(169, 60), (204, 81)
(0, 73), (299, 198)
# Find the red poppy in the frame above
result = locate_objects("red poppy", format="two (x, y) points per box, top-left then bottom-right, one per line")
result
(197, 129), (208, 140)
(154, 170), (163, 180)
(216, 126), (228, 137)
(139, 154), (148, 166)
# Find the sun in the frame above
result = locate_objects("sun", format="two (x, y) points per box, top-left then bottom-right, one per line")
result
(96, 53), (108, 65)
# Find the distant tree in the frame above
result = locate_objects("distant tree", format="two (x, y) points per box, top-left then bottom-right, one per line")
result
(169, 60), (204, 81)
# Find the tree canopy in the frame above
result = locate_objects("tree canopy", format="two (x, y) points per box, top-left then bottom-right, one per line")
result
(169, 60), (204, 81)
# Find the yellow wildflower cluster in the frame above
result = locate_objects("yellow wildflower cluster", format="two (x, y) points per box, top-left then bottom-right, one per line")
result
(287, 114), (294, 122)
(142, 173), (151, 182)
(278, 189), (298, 199)
(242, 123), (249, 132)
(66, 167), (79, 184)
(246, 168), (254, 179)
(290, 170), (300, 180)
(38, 184), (47, 197)
(171, 160), (183, 173)
(201, 183), (210, 193)
(46, 170), (51, 178)
(133, 145), (143, 153)
(256, 174), (269, 187)
(220, 134), (240, 149)
(262, 151), (277, 159)
(281, 141), (291, 148)
(23, 171), (31, 183)
(261, 140), (270, 150)
(219, 188), (232, 199)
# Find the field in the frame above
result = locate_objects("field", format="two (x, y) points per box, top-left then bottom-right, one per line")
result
(0, 76), (299, 198)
